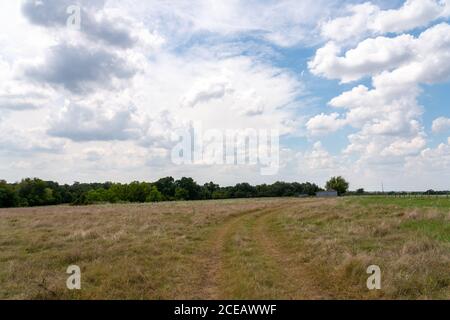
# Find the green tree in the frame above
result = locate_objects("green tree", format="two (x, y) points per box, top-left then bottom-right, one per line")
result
(301, 182), (321, 196)
(175, 177), (201, 200)
(1, 176), (331, 207)
(17, 178), (57, 206)
(72, 193), (92, 206)
(175, 187), (189, 200)
(85, 188), (111, 203)
(0, 181), (18, 208)
(212, 190), (227, 199)
(126, 182), (151, 203)
(108, 184), (127, 202)
(155, 177), (176, 200)
(232, 183), (257, 198)
(43, 188), (55, 203)
(325, 176), (349, 196)
(146, 186), (163, 202)
(202, 182), (220, 199)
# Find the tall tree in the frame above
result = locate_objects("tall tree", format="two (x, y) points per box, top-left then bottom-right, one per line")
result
(175, 177), (202, 200)
(0, 181), (18, 208)
(155, 177), (176, 200)
(325, 176), (349, 196)
(147, 186), (163, 202)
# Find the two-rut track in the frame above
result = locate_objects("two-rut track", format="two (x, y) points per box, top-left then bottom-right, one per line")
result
(196, 202), (329, 299)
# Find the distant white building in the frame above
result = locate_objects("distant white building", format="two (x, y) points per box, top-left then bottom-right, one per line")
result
(316, 190), (338, 198)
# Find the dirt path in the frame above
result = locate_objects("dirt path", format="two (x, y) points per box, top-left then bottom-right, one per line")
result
(253, 210), (330, 299)
(200, 206), (274, 299)
(199, 201), (329, 299)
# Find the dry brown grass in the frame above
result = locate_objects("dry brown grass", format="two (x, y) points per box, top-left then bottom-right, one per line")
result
(265, 198), (450, 299)
(0, 197), (448, 300)
(0, 199), (281, 299)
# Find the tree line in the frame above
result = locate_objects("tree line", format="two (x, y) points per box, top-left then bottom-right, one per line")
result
(0, 177), (324, 208)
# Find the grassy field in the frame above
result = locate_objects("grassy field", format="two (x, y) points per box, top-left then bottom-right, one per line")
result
(0, 197), (449, 300)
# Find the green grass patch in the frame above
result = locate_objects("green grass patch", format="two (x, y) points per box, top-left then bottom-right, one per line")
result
(349, 196), (450, 209)
(401, 219), (450, 243)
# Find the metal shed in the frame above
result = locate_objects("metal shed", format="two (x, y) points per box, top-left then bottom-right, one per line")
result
(316, 190), (338, 198)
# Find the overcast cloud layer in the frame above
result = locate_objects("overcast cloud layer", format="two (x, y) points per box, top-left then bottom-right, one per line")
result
(1, 0), (450, 190)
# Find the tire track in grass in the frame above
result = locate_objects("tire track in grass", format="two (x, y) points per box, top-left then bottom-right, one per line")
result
(207, 205), (291, 299)
(199, 207), (270, 299)
(218, 209), (278, 299)
(253, 209), (331, 299)
(199, 200), (329, 299)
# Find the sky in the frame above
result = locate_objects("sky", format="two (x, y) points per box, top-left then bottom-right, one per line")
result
(1, 0), (450, 191)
